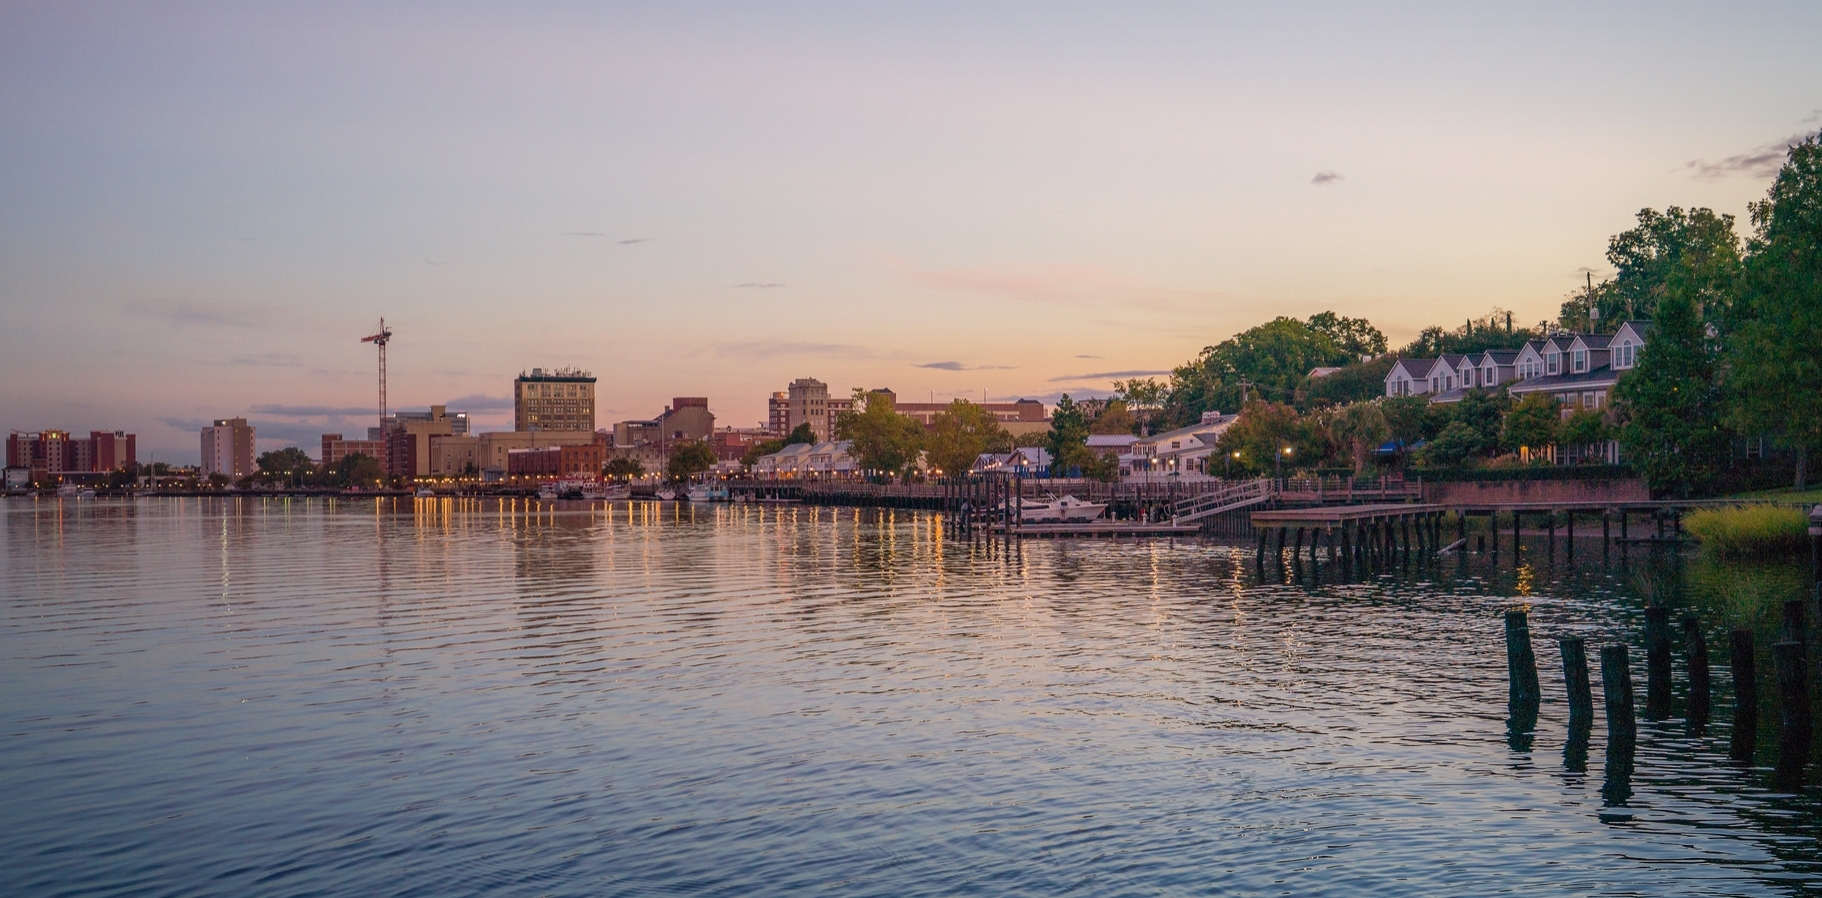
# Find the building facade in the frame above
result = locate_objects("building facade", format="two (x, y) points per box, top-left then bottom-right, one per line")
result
(320, 434), (385, 468)
(515, 367), (597, 433)
(6, 429), (138, 481)
(201, 418), (256, 478)
(507, 443), (605, 478)
(613, 398), (716, 448)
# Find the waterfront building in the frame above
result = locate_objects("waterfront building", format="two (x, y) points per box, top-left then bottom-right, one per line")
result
(784, 377), (836, 442)
(613, 398), (715, 449)
(751, 440), (855, 480)
(507, 443), (605, 478)
(7, 429), (137, 481)
(515, 367), (596, 433)
(384, 405), (463, 478)
(1122, 412), (1237, 480)
(475, 430), (599, 474)
(429, 434), (480, 476)
(877, 391), (1050, 438)
(201, 418), (256, 478)
(320, 434), (386, 469)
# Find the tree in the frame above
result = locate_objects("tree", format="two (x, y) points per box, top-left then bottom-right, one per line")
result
(258, 447), (314, 478)
(665, 440), (716, 481)
(784, 422), (817, 445)
(335, 452), (383, 488)
(1613, 290), (1730, 496)
(1088, 399), (1136, 435)
(1298, 354), (1400, 409)
(1112, 377), (1166, 435)
(1503, 392), (1560, 457)
(924, 400), (1011, 477)
(834, 389), (925, 480)
(1417, 422), (1487, 468)
(1161, 315), (1358, 427)
(1379, 396), (1428, 452)
(1728, 134), (1822, 489)
(1560, 409), (1611, 461)
(1215, 401), (1327, 476)
(1399, 309), (1534, 357)
(1450, 389), (1509, 455)
(1328, 401), (1390, 475)
(604, 457), (644, 481)
(1045, 394), (1094, 477)
(1597, 206), (1742, 324)
(1305, 311), (1387, 357)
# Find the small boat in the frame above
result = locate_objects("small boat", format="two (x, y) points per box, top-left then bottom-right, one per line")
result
(686, 483), (730, 502)
(654, 487), (677, 501)
(1018, 494), (1107, 523)
(415, 488), (436, 497)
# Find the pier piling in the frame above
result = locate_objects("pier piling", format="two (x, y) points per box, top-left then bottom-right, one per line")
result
(1645, 605), (1673, 719)
(1560, 636), (1594, 726)
(1506, 609), (1541, 726)
(1730, 629), (1759, 763)
(1774, 640), (1812, 787)
(1601, 644), (1637, 746)
(1685, 615), (1710, 735)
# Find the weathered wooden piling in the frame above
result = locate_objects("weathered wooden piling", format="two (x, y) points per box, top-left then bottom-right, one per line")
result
(1783, 598), (1808, 646)
(1773, 640), (1812, 786)
(1560, 636), (1594, 726)
(1601, 644), (1637, 745)
(1644, 605), (1673, 719)
(1730, 628), (1758, 763)
(1506, 609), (1541, 723)
(1684, 616), (1710, 734)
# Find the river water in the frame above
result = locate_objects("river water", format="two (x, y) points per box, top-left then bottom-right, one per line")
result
(4, 496), (1820, 896)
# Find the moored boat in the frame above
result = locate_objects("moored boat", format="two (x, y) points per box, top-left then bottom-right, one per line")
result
(1018, 494), (1107, 523)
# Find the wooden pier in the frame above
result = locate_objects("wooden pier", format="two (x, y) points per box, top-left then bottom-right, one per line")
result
(992, 521), (1202, 539)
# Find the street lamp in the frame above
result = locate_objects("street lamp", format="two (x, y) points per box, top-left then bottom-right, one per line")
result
(1227, 450), (1239, 480)
(1276, 445), (1292, 480)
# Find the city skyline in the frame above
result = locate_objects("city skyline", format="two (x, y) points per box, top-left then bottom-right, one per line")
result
(3, 2), (1818, 463)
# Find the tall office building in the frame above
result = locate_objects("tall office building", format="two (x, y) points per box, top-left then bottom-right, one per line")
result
(200, 418), (256, 478)
(514, 368), (597, 433)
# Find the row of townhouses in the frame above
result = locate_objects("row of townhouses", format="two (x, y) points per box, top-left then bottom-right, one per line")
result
(1384, 322), (1650, 462)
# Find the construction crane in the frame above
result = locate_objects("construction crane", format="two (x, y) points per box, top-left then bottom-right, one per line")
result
(360, 318), (393, 436)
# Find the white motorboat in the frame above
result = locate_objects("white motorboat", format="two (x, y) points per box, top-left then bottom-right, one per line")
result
(1018, 494), (1107, 523)
(686, 483), (730, 502)
(654, 487), (678, 501)
(542, 477), (621, 501)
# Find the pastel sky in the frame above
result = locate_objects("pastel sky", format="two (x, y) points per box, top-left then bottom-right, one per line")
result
(3, 2), (1817, 463)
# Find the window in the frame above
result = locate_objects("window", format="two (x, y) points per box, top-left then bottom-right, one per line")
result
(1582, 392), (1594, 408)
(1573, 349), (1587, 372)
(1547, 353), (1559, 374)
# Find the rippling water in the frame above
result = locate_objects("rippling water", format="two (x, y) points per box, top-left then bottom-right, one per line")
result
(4, 496), (1822, 896)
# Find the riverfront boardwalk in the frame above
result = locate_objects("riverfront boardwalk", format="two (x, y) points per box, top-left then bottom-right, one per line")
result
(993, 521), (1201, 539)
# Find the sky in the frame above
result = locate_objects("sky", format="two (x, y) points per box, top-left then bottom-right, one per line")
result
(2, 1), (1818, 463)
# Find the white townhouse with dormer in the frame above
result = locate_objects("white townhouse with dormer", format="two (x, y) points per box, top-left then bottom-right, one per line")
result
(1385, 357), (1441, 397)
(1506, 321), (1650, 415)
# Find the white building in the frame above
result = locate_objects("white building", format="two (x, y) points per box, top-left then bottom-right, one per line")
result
(200, 418), (256, 478)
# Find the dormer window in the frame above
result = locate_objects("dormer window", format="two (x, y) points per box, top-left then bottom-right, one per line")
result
(1573, 349), (1587, 372)
(1547, 353), (1560, 375)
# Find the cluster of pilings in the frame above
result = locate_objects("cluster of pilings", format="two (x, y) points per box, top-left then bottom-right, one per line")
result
(1253, 508), (1448, 576)
(1505, 601), (1816, 792)
(941, 475), (1025, 538)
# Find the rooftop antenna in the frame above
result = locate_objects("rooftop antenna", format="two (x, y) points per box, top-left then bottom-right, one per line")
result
(360, 318), (393, 435)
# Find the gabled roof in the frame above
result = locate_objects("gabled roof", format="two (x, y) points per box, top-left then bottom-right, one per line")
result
(1479, 349), (1520, 364)
(1506, 365), (1624, 394)
(1008, 446), (1052, 466)
(1545, 335), (1576, 351)
(1086, 434), (1139, 448)
(1388, 357), (1439, 378)
(1573, 333), (1613, 350)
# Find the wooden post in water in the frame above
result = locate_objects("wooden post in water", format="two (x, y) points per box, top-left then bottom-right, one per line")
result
(1566, 511), (1575, 561)
(1547, 511), (1556, 558)
(1561, 636), (1594, 726)
(1773, 640), (1812, 787)
(1730, 629), (1759, 763)
(1601, 643), (1637, 745)
(1644, 605), (1673, 719)
(1505, 609), (1540, 725)
(1327, 527), (1337, 564)
(1513, 511), (1522, 558)
(1684, 615), (1711, 734)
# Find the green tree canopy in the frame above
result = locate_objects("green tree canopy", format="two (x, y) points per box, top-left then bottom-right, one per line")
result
(1728, 134), (1822, 488)
(258, 447), (314, 478)
(835, 389), (925, 479)
(1614, 290), (1730, 496)
(1328, 401), (1390, 474)
(334, 452), (383, 487)
(1045, 394), (1094, 477)
(740, 439), (784, 468)
(1400, 309), (1535, 357)
(1502, 392), (1560, 455)
(665, 440), (717, 481)
(1088, 399), (1136, 435)
(784, 422), (817, 445)
(1596, 206), (1742, 325)
(924, 400), (1011, 477)
(1298, 354), (1399, 409)
(1305, 311), (1387, 357)
(1111, 377), (1166, 435)
(1215, 401), (1327, 476)
(604, 456), (644, 481)
(1379, 396), (1429, 449)
(1559, 409), (1611, 455)
(1163, 315), (1361, 426)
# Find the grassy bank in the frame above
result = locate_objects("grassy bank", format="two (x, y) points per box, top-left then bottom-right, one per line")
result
(1684, 505), (1810, 560)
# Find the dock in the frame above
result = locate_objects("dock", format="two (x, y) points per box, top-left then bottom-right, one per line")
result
(992, 521), (1202, 539)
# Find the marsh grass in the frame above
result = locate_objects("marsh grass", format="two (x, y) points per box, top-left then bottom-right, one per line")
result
(1684, 505), (1809, 561)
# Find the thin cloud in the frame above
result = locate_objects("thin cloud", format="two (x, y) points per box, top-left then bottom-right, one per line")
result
(714, 340), (872, 359)
(1311, 171), (1343, 185)
(443, 393), (515, 411)
(1683, 131), (1818, 181)
(916, 361), (1015, 371)
(734, 282), (786, 288)
(1048, 369), (1172, 382)
(251, 403), (375, 417)
(1074, 354), (1102, 359)
(132, 301), (272, 328)
(617, 238), (647, 245)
